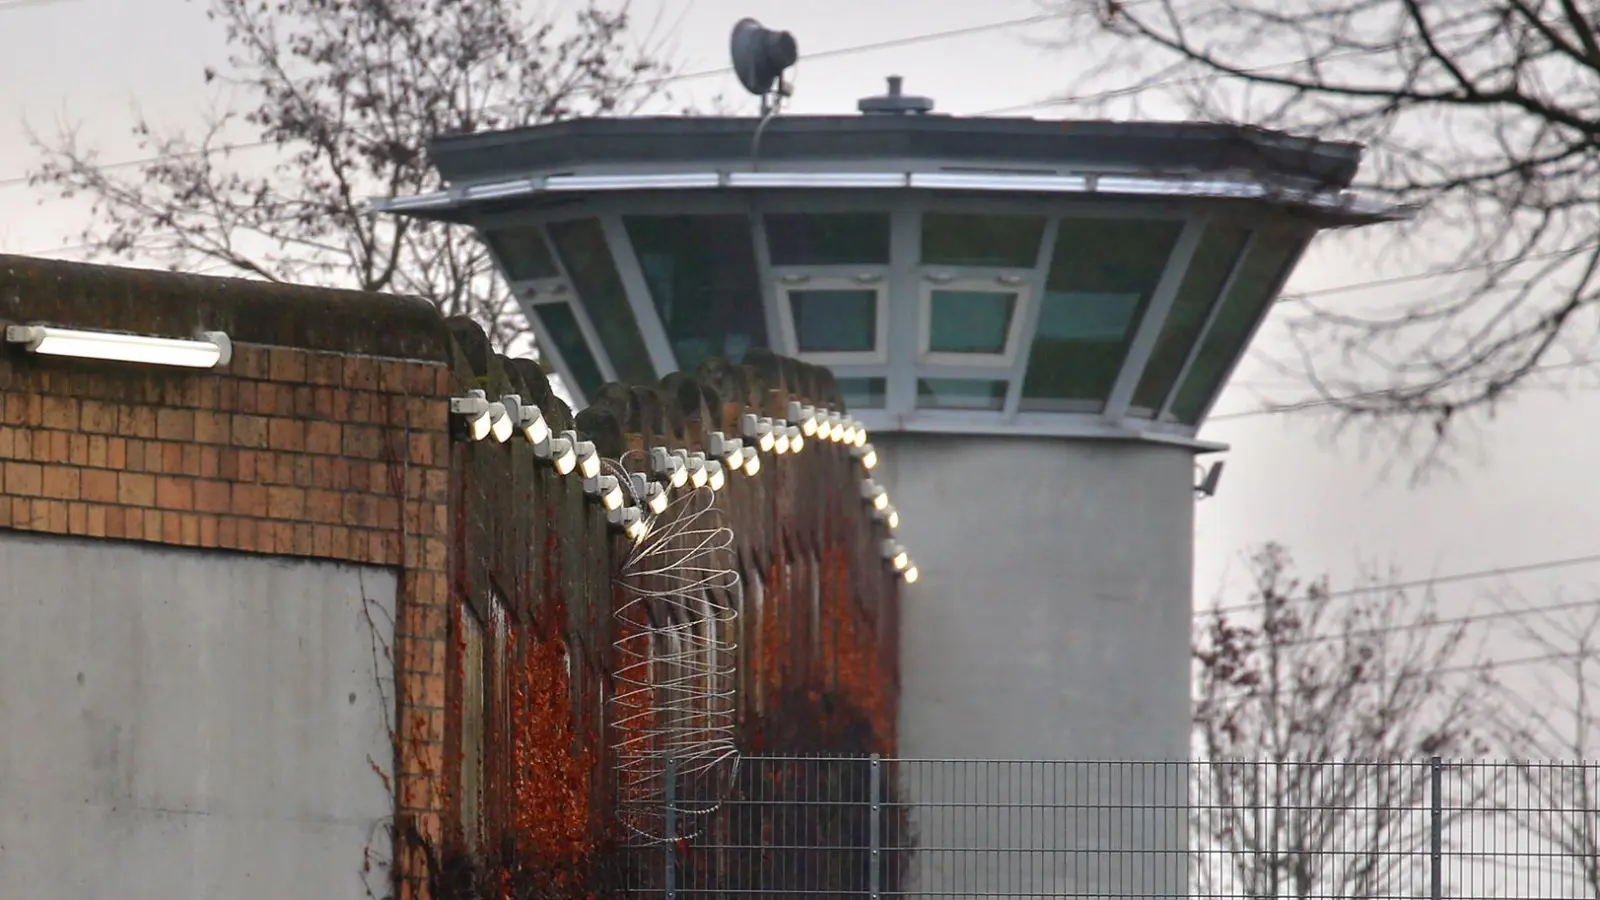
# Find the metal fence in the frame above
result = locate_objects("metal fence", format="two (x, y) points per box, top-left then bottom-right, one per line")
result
(630, 757), (1600, 899)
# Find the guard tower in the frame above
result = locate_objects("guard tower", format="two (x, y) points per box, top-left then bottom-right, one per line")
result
(374, 25), (1395, 895)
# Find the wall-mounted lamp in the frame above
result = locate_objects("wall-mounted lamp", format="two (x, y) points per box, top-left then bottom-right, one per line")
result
(584, 474), (623, 510)
(707, 432), (745, 471)
(789, 401), (818, 437)
(743, 451), (761, 476)
(561, 432), (600, 480)
(853, 443), (878, 470)
(815, 412), (834, 442)
(882, 540), (910, 572)
(785, 425), (804, 453)
(651, 447), (688, 488)
(903, 564), (920, 584)
(630, 473), (670, 516)
(706, 459), (726, 492)
(499, 394), (549, 445)
(4, 324), (233, 369)
(608, 504), (648, 541)
(774, 428), (792, 455)
(741, 414), (776, 453)
(1195, 460), (1225, 499)
(875, 504), (899, 531)
(861, 479), (889, 511)
(450, 390), (509, 442)
(679, 451), (708, 489)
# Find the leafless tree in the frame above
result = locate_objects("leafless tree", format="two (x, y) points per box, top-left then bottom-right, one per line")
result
(1192, 544), (1489, 898)
(28, 0), (676, 355)
(1056, 0), (1600, 465)
(1482, 592), (1600, 898)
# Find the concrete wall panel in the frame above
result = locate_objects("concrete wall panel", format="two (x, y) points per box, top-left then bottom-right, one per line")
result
(0, 531), (395, 899)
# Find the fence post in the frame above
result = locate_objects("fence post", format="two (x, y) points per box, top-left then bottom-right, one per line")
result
(869, 754), (882, 900)
(665, 755), (678, 900)
(1429, 756), (1443, 900)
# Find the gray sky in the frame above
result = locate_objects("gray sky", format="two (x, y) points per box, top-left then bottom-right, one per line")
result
(2, 0), (1594, 658)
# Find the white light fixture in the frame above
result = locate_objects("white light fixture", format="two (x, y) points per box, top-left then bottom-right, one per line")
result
(488, 402), (513, 443)
(5, 324), (233, 369)
(547, 437), (577, 474)
(775, 429), (791, 455)
(708, 432), (746, 470)
(903, 564), (920, 584)
(632, 474), (669, 516)
(828, 412), (845, 442)
(501, 394), (549, 445)
(789, 401), (818, 436)
(875, 504), (899, 531)
(883, 540), (910, 572)
(450, 390), (495, 442)
(706, 459), (726, 492)
(608, 504), (648, 541)
(853, 443), (877, 470)
(743, 452), (761, 476)
(682, 451), (708, 489)
(585, 474), (623, 510)
(815, 413), (834, 442)
(563, 432), (599, 480)
(786, 425), (804, 453)
(862, 479), (890, 511)
(742, 414), (777, 453)
(853, 426), (868, 448)
(841, 417), (860, 446)
(652, 447), (688, 488)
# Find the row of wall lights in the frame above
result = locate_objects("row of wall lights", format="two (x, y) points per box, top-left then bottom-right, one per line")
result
(448, 389), (917, 583)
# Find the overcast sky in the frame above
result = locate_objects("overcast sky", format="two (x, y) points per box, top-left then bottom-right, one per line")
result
(2, 0), (1595, 666)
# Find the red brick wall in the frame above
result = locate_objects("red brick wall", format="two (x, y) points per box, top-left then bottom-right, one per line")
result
(0, 328), (454, 898)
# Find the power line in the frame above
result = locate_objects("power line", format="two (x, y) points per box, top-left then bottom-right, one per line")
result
(1198, 552), (1600, 619)
(1233, 596), (1600, 651)
(0, 11), (1062, 193)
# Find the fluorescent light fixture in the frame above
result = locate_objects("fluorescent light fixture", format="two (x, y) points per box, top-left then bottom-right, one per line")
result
(450, 390), (494, 441)
(706, 459), (726, 492)
(903, 564), (920, 584)
(501, 394), (549, 445)
(5, 324), (232, 369)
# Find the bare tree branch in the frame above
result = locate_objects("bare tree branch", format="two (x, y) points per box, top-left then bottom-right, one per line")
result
(1058, 0), (1600, 471)
(27, 0), (679, 358)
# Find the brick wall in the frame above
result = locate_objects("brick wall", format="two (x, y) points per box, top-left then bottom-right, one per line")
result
(0, 255), (903, 900)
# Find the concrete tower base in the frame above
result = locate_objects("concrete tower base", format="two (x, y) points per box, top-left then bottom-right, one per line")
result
(874, 434), (1196, 898)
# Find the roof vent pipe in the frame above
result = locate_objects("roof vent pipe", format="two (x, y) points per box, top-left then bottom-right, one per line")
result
(858, 76), (935, 116)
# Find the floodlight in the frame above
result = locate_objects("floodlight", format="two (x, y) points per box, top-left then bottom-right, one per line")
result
(903, 564), (920, 584)
(828, 412), (845, 442)
(501, 394), (550, 445)
(815, 413), (833, 441)
(708, 432), (746, 469)
(488, 402), (513, 443)
(1196, 461), (1226, 499)
(789, 401), (818, 436)
(706, 459), (726, 492)
(450, 390), (494, 441)
(743, 452), (761, 476)
(549, 437), (577, 475)
(5, 324), (232, 369)
(875, 504), (898, 531)
(786, 425), (804, 452)
(854, 443), (878, 470)
(563, 433), (600, 480)
(608, 504), (647, 541)
(742, 414), (776, 452)
(775, 430), (791, 455)
(585, 474), (623, 510)
(685, 452), (708, 489)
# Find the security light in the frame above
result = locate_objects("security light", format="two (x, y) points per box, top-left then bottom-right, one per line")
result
(828, 413), (845, 442)
(774, 429), (791, 455)
(5, 324), (233, 369)
(706, 459), (726, 492)
(786, 425), (804, 453)
(789, 401), (818, 436)
(903, 564), (920, 584)
(707, 432), (746, 470)
(564, 433), (600, 480)
(488, 403), (514, 443)
(682, 452), (708, 489)
(500, 394), (550, 445)
(743, 451), (761, 476)
(450, 390), (495, 442)
(861, 480), (890, 511)
(853, 426), (868, 448)
(608, 504), (648, 541)
(652, 447), (688, 488)
(815, 413), (834, 442)
(741, 414), (776, 453)
(854, 443), (878, 470)
(882, 540), (909, 571)
(549, 437), (577, 475)
(585, 474), (623, 510)
(1196, 461), (1226, 499)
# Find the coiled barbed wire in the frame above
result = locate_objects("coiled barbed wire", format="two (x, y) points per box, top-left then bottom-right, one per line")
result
(607, 455), (742, 844)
